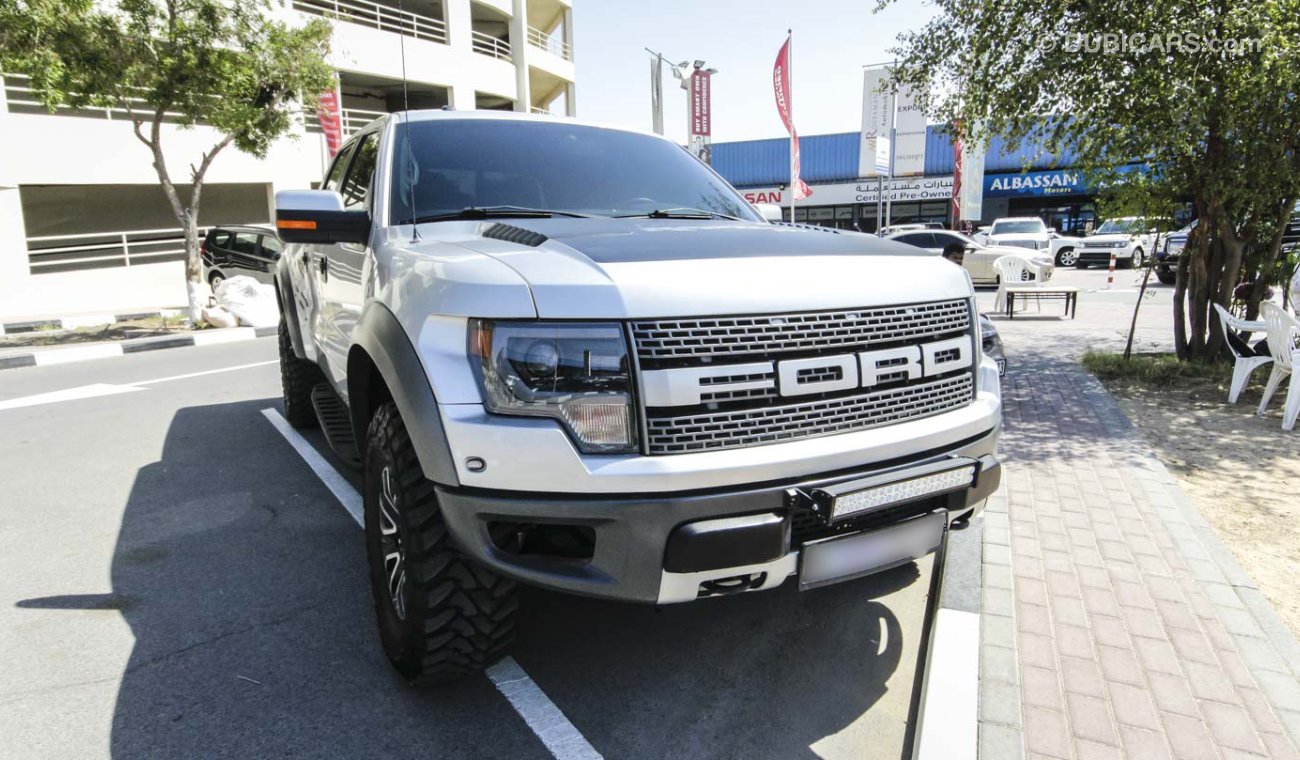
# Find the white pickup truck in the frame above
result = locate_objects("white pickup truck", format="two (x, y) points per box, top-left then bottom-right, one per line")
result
(271, 111), (1003, 683)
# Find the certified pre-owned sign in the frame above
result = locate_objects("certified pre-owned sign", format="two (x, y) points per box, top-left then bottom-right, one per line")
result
(641, 337), (972, 407)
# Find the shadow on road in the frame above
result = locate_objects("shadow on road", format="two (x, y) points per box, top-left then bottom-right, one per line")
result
(513, 563), (922, 760)
(18, 399), (544, 759)
(16, 397), (933, 759)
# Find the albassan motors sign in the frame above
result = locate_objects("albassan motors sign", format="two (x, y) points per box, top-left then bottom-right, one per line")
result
(984, 169), (1083, 197)
(741, 176), (955, 206)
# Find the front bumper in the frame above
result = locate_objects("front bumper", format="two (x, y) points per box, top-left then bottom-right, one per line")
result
(436, 427), (1001, 604)
(1077, 246), (1132, 265)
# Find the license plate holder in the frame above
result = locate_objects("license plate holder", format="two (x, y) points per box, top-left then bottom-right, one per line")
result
(799, 511), (946, 590)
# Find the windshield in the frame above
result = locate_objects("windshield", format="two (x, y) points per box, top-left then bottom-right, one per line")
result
(389, 119), (760, 223)
(1096, 218), (1144, 234)
(990, 220), (1045, 235)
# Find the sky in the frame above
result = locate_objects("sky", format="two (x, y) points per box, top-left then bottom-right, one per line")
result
(571, 0), (938, 145)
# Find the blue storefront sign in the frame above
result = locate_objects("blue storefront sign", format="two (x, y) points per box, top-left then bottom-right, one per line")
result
(984, 168), (1085, 197)
(984, 164), (1145, 198)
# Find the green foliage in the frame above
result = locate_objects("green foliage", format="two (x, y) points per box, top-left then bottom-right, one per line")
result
(886, 0), (1300, 359)
(1, 0), (333, 158)
(1081, 351), (1232, 385)
(0, 0), (332, 315)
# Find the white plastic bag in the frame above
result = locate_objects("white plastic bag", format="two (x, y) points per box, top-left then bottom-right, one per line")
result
(214, 275), (280, 327)
(202, 305), (239, 329)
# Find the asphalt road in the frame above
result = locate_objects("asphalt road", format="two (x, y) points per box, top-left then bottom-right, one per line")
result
(0, 339), (939, 759)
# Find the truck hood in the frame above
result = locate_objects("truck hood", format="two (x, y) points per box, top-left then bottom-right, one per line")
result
(441, 217), (972, 319)
(1080, 234), (1134, 244)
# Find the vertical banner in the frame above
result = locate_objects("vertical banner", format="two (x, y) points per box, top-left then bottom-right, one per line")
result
(952, 127), (963, 227)
(859, 67), (892, 178)
(317, 87), (343, 158)
(892, 87), (928, 176)
(772, 37), (811, 200)
(959, 133), (986, 222)
(688, 69), (712, 163)
(650, 55), (664, 135)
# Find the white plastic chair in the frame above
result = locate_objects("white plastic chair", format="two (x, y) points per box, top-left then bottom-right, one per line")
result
(1257, 302), (1300, 430)
(993, 255), (1041, 313)
(1212, 302), (1272, 403)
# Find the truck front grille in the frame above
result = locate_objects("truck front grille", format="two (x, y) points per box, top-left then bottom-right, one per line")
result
(630, 299), (971, 361)
(632, 300), (977, 455)
(645, 375), (973, 454)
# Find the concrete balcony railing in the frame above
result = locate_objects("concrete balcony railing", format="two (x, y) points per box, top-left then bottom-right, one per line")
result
(529, 106), (551, 115)
(25, 226), (208, 275)
(526, 26), (571, 61)
(292, 0), (448, 44)
(341, 107), (388, 135)
(471, 30), (512, 61)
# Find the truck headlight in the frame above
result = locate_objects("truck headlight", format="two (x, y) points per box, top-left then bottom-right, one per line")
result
(1037, 240), (1049, 250)
(469, 320), (637, 453)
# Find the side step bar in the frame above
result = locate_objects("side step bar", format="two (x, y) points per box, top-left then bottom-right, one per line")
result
(310, 383), (361, 469)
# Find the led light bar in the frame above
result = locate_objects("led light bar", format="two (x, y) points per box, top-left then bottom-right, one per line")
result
(828, 464), (977, 521)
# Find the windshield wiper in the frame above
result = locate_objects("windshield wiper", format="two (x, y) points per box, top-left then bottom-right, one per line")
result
(400, 206), (591, 224)
(614, 207), (742, 221)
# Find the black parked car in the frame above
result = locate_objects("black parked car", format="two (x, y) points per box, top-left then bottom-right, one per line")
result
(201, 225), (283, 290)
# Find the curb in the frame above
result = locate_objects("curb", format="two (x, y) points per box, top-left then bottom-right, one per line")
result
(0, 309), (186, 337)
(0, 326), (277, 371)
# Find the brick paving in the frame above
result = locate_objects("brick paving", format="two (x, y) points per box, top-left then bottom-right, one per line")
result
(978, 351), (1300, 759)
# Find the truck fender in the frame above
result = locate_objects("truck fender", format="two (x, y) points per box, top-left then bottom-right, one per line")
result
(274, 255), (307, 359)
(348, 303), (460, 487)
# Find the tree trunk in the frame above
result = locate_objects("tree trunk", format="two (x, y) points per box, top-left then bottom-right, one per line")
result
(182, 212), (204, 322)
(1125, 232), (1162, 360)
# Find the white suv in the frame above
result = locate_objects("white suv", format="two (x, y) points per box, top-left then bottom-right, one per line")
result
(1075, 217), (1158, 269)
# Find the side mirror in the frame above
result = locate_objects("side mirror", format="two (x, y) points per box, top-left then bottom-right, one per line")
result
(754, 203), (784, 223)
(1048, 227), (1057, 234)
(275, 190), (370, 245)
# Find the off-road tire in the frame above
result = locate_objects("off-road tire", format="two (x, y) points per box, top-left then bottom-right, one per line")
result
(1156, 269), (1176, 285)
(278, 317), (323, 429)
(364, 402), (517, 684)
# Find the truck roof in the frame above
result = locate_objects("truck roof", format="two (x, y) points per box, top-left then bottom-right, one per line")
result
(357, 108), (676, 146)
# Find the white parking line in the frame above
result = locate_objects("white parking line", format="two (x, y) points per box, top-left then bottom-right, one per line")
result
(261, 408), (364, 527)
(0, 361), (278, 413)
(261, 406), (601, 760)
(0, 383), (142, 411)
(136, 360), (277, 386)
(487, 658), (604, 760)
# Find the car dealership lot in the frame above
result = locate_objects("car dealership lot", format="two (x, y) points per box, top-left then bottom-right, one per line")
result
(0, 340), (937, 760)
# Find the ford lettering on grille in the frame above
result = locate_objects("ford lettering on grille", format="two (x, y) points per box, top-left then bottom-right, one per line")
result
(631, 300), (977, 454)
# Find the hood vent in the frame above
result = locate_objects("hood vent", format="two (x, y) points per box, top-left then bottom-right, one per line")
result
(482, 223), (548, 248)
(773, 221), (841, 234)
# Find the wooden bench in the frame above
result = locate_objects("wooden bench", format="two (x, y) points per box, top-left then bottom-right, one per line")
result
(1005, 285), (1079, 319)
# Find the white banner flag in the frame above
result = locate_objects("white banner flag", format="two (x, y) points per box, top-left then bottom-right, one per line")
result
(859, 68), (892, 178)
(892, 88), (928, 176)
(959, 134), (986, 222)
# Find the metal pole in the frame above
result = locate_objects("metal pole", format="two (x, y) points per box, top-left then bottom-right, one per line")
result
(885, 62), (897, 228)
(788, 30), (795, 224)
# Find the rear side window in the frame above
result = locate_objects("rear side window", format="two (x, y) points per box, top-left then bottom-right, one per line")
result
(231, 232), (259, 255)
(209, 230), (232, 248)
(260, 236), (283, 256)
(895, 233), (933, 247)
(340, 133), (379, 210)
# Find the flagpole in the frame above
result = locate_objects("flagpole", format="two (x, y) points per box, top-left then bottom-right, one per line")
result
(787, 29), (794, 224)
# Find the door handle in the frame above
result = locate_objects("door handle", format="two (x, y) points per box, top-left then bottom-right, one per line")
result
(319, 256), (328, 281)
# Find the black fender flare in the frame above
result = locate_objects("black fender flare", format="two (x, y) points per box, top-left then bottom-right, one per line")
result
(273, 254), (307, 358)
(348, 303), (460, 487)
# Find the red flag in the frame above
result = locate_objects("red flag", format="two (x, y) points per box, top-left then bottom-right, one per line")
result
(317, 89), (343, 158)
(773, 37), (812, 200)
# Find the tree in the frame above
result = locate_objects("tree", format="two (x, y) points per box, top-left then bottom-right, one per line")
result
(0, 0), (334, 320)
(885, 0), (1300, 361)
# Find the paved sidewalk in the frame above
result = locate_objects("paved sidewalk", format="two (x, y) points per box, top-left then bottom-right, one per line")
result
(979, 352), (1300, 759)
